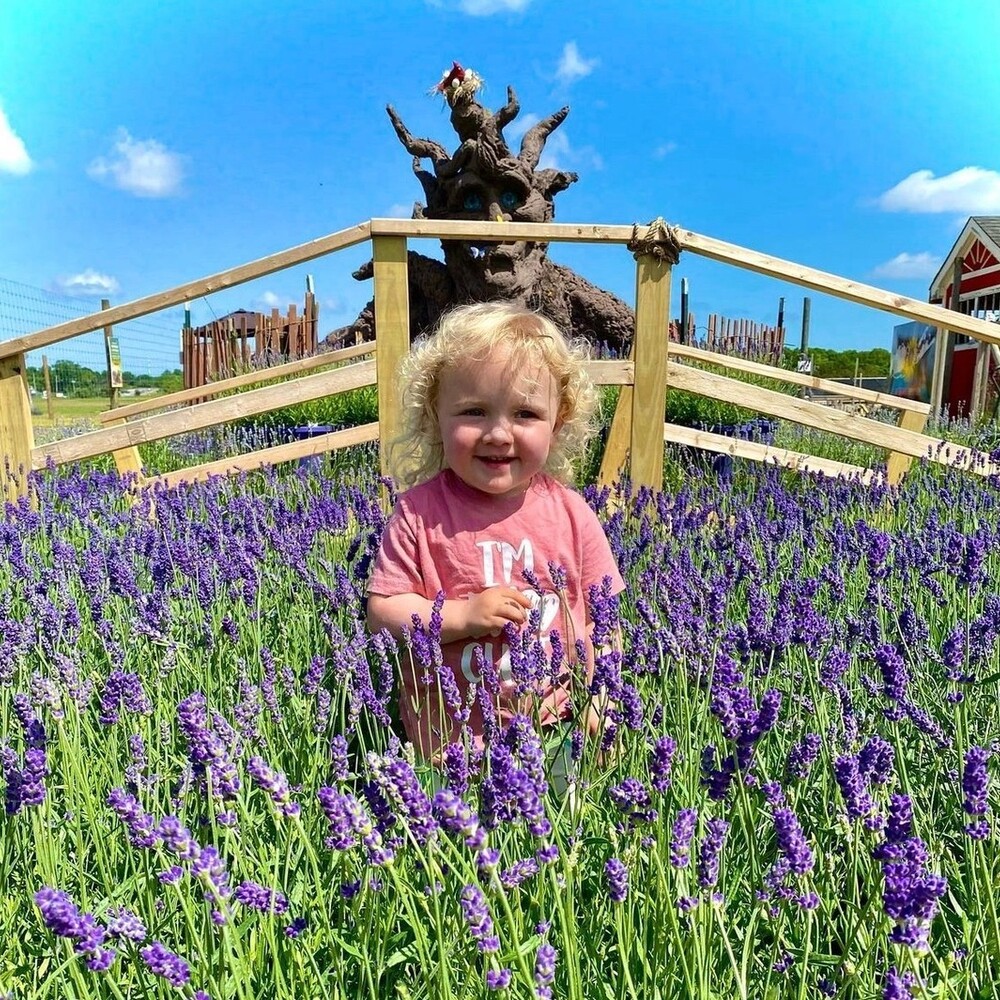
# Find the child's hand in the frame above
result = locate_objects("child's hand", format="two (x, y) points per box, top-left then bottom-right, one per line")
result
(462, 587), (533, 638)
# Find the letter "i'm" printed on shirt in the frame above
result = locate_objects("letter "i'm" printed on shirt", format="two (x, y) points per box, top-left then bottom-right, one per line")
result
(475, 539), (535, 587)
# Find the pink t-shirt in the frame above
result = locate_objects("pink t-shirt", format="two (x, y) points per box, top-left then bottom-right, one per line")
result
(368, 469), (625, 758)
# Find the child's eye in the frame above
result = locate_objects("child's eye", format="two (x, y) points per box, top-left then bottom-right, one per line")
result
(517, 409), (540, 419)
(460, 407), (484, 416)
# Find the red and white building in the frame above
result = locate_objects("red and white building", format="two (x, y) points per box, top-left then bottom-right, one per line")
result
(928, 216), (1000, 415)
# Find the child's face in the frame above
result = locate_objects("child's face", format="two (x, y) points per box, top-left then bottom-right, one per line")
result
(436, 351), (561, 496)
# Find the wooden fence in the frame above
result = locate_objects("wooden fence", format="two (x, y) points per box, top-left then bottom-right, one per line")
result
(183, 294), (319, 390)
(3, 217), (1000, 503)
(668, 313), (785, 362)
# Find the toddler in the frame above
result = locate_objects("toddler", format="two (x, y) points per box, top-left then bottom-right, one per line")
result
(367, 302), (624, 761)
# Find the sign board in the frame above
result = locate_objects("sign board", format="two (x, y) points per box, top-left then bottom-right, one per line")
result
(889, 321), (935, 404)
(107, 335), (124, 389)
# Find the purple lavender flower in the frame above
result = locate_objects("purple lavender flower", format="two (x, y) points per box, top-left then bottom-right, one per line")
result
(534, 942), (557, 1000)
(35, 887), (80, 938)
(19, 747), (47, 807)
(499, 858), (540, 889)
(834, 754), (874, 819)
(773, 807), (814, 875)
(883, 967), (915, 1000)
(432, 789), (486, 849)
(604, 857), (629, 903)
(875, 643), (909, 703)
(670, 808), (698, 868)
(107, 788), (160, 849)
(329, 734), (350, 782)
(140, 941), (191, 987)
(963, 746), (991, 839)
(697, 819), (729, 888)
(459, 884), (499, 953)
(649, 735), (677, 794)
(786, 733), (821, 781)
(192, 845), (232, 923)
(248, 756), (301, 818)
(486, 967), (512, 990)
(106, 907), (147, 942)
(369, 754), (437, 845)
(234, 881), (289, 915)
(158, 816), (201, 862)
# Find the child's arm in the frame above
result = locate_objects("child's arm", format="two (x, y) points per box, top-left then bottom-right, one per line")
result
(367, 587), (532, 644)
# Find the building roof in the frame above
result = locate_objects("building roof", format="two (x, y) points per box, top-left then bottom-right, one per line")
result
(929, 216), (1000, 296)
(975, 216), (1000, 245)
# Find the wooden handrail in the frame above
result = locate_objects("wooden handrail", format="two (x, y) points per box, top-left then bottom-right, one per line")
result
(666, 362), (998, 475)
(663, 421), (880, 485)
(148, 422), (380, 488)
(98, 343), (375, 423)
(669, 342), (929, 413)
(0, 222), (371, 358)
(32, 360), (376, 468)
(7, 217), (1000, 358)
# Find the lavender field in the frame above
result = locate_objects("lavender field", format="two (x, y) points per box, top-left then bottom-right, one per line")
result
(2, 448), (999, 999)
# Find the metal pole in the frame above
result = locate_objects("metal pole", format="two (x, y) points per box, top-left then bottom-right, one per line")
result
(800, 297), (811, 354)
(679, 277), (689, 345)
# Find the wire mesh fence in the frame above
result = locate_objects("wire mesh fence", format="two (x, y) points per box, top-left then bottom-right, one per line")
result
(0, 276), (183, 386)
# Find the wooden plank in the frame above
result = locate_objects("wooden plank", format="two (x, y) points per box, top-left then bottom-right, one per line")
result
(0, 353), (35, 501)
(96, 342), (375, 422)
(150, 422), (380, 488)
(971, 342), (990, 422)
(675, 228), (1000, 348)
(669, 342), (929, 413)
(0, 221), (372, 358)
(665, 361), (998, 475)
(288, 303), (299, 359)
(33, 360), (377, 469)
(370, 218), (634, 244)
(584, 360), (633, 385)
(630, 255), (672, 489)
(663, 421), (880, 486)
(104, 416), (145, 482)
(885, 408), (929, 486)
(596, 383), (633, 487)
(372, 235), (410, 479)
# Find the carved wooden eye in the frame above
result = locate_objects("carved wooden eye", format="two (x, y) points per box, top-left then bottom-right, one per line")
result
(499, 190), (521, 210)
(463, 191), (484, 212)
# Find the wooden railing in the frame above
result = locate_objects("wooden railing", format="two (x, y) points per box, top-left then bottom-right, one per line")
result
(3, 217), (1000, 503)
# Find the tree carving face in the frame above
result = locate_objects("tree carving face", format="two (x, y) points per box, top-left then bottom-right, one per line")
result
(387, 65), (578, 302)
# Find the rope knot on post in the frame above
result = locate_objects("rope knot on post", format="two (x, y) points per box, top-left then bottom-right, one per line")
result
(627, 217), (682, 263)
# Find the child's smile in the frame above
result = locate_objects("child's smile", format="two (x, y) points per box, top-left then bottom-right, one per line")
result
(437, 353), (561, 496)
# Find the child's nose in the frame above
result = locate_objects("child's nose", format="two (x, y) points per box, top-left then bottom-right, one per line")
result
(483, 417), (513, 443)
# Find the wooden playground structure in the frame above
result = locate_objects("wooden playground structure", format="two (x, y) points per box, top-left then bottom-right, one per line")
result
(182, 294), (320, 390)
(3, 217), (1000, 503)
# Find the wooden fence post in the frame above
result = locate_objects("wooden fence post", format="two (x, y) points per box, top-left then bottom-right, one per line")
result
(372, 235), (409, 480)
(629, 254), (672, 490)
(0, 352), (36, 502)
(885, 408), (930, 486)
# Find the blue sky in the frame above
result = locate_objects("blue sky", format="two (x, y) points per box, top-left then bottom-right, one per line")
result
(2, 0), (999, 374)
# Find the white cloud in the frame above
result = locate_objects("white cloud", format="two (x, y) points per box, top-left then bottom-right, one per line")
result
(439, 0), (531, 14)
(503, 112), (601, 171)
(538, 130), (602, 173)
(259, 291), (282, 308)
(0, 104), (32, 175)
(556, 42), (598, 85)
(53, 269), (120, 296)
(87, 128), (186, 197)
(385, 202), (416, 218)
(872, 252), (940, 281)
(877, 167), (1000, 214)
(654, 141), (678, 159)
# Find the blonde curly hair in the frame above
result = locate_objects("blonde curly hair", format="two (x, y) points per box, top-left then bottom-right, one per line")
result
(389, 302), (598, 490)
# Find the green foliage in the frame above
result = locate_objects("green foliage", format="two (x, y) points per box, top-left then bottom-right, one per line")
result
(234, 385), (379, 435)
(781, 346), (891, 380)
